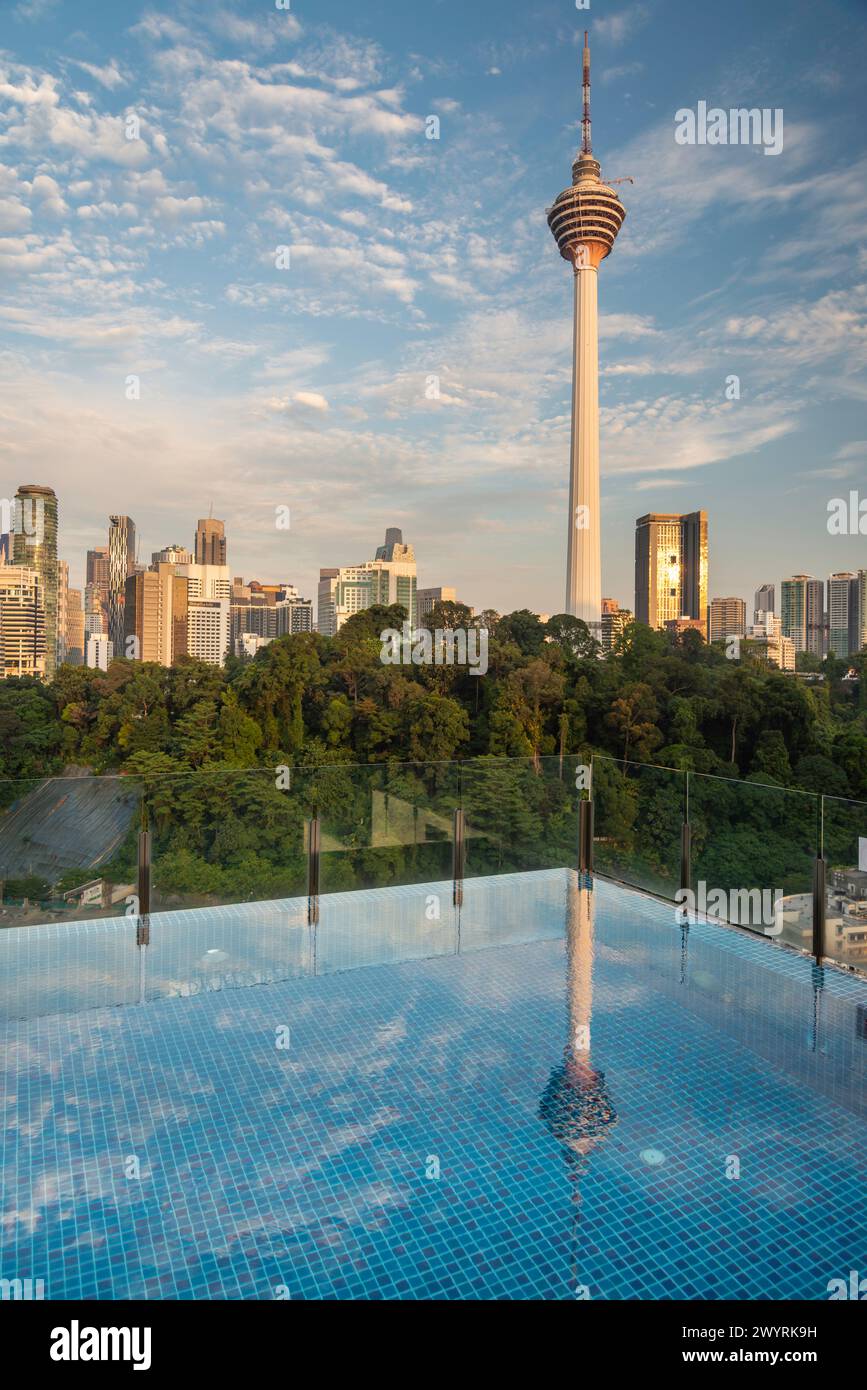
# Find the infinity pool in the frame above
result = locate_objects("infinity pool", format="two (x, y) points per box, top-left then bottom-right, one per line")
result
(1, 870), (865, 1300)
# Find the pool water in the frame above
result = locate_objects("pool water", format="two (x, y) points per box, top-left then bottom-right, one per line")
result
(1, 871), (865, 1300)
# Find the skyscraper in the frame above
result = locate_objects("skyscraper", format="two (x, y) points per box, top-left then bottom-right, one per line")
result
(65, 587), (84, 666)
(108, 515), (136, 656)
(634, 511), (708, 637)
(781, 576), (825, 656)
(547, 31), (626, 628)
(754, 584), (775, 618)
(600, 597), (632, 653)
(12, 485), (58, 679)
(57, 559), (70, 666)
(850, 569), (861, 656)
(124, 565), (189, 667)
(318, 528), (418, 635)
(0, 565), (46, 678)
(85, 545), (109, 635)
(827, 572), (859, 659)
(195, 518), (227, 566)
(709, 597), (746, 644)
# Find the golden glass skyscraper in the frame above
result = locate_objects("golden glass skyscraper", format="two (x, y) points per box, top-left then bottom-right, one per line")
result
(634, 511), (709, 638)
(547, 32), (626, 628)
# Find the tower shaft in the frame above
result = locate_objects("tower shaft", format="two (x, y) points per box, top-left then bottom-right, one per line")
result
(566, 263), (600, 625)
(547, 30), (625, 632)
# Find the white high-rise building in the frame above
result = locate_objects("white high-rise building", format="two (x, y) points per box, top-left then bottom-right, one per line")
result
(174, 563), (231, 602)
(187, 598), (230, 665)
(317, 529), (417, 636)
(781, 575), (825, 656)
(828, 572), (859, 660)
(85, 632), (113, 671)
(547, 32), (626, 629)
(0, 566), (46, 678)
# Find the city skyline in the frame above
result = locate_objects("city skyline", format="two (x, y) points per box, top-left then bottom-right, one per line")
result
(0, 0), (865, 616)
(6, 475), (867, 676)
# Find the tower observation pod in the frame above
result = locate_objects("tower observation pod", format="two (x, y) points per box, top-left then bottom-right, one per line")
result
(547, 31), (627, 630)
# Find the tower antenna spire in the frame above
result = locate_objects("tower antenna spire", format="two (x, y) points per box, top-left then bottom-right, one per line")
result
(581, 29), (592, 154)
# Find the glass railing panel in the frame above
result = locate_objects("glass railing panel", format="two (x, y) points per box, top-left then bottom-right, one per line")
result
(462, 756), (578, 878)
(316, 760), (460, 893)
(591, 755), (684, 898)
(0, 914), (140, 1021)
(690, 774), (818, 947)
(145, 767), (309, 913)
(143, 900), (311, 1002)
(821, 794), (867, 971)
(0, 773), (142, 927)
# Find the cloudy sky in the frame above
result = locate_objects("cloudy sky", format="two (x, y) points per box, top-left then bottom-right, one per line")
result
(1, 0), (865, 614)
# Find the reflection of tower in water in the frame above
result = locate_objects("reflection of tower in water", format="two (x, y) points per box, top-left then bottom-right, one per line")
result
(539, 872), (617, 1295)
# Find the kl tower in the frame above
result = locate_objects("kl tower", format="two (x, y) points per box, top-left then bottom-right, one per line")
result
(547, 31), (627, 629)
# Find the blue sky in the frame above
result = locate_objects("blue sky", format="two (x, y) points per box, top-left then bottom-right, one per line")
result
(1, 0), (865, 615)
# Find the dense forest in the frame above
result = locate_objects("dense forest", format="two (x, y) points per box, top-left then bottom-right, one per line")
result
(1, 602), (865, 911)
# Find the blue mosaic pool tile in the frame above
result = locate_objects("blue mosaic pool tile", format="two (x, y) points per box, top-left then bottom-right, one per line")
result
(1, 871), (866, 1299)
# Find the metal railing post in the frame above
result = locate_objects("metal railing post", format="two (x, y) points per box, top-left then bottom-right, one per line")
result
(812, 796), (825, 961)
(136, 827), (150, 946)
(680, 771), (691, 896)
(452, 807), (465, 908)
(578, 798), (594, 874)
(307, 815), (320, 926)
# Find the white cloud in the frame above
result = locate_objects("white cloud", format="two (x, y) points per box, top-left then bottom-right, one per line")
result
(70, 60), (127, 90)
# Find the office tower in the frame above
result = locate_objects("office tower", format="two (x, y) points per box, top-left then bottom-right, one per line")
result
(781, 576), (825, 656)
(187, 598), (230, 665)
(85, 546), (109, 631)
(634, 511), (708, 637)
(857, 571), (867, 657)
(547, 32), (626, 627)
(417, 587), (462, 623)
(124, 565), (189, 666)
(780, 577), (806, 651)
(318, 529), (418, 635)
(755, 583), (774, 616)
(275, 595), (313, 635)
(108, 515), (136, 656)
(600, 597), (631, 653)
(827, 573), (860, 660)
(0, 566), (46, 678)
(806, 578), (826, 656)
(152, 544), (192, 566)
(65, 588), (85, 666)
(56, 559), (70, 666)
(709, 597), (747, 644)
(85, 633), (113, 671)
(57, 563), (85, 667)
(124, 571), (160, 662)
(11, 485), (58, 679)
(174, 562), (231, 602)
(0, 532), (9, 564)
(194, 518), (227, 566)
